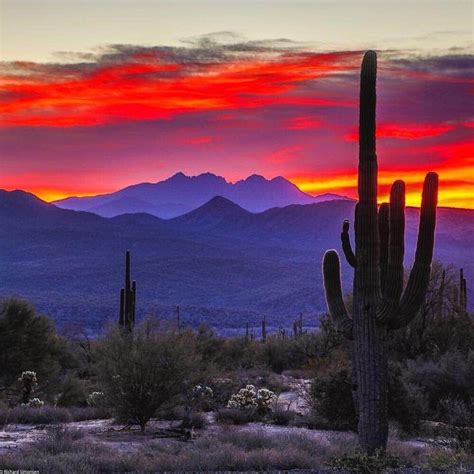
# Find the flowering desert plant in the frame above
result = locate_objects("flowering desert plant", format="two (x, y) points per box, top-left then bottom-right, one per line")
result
(192, 384), (214, 401)
(18, 371), (38, 405)
(227, 385), (277, 413)
(87, 391), (105, 407)
(256, 388), (277, 411)
(22, 397), (44, 408)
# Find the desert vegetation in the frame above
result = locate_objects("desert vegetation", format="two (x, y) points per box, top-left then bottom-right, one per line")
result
(0, 265), (473, 472)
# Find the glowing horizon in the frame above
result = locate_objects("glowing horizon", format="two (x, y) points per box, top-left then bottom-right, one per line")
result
(1, 1), (473, 209)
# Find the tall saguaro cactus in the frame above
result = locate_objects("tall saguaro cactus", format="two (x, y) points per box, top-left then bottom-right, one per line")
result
(119, 250), (136, 332)
(322, 51), (438, 454)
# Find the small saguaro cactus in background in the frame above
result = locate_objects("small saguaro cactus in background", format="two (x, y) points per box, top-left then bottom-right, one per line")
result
(119, 250), (136, 332)
(261, 315), (267, 342)
(459, 268), (468, 313)
(322, 51), (438, 454)
(176, 305), (181, 333)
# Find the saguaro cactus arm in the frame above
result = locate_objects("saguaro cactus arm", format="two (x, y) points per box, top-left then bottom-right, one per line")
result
(388, 172), (438, 329)
(376, 180), (406, 323)
(341, 219), (357, 267)
(385, 180), (405, 304)
(323, 250), (353, 338)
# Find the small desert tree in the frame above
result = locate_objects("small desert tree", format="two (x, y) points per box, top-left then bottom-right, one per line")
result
(0, 299), (70, 394)
(98, 322), (200, 433)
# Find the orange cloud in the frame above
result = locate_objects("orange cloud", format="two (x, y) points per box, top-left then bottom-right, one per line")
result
(292, 161), (474, 209)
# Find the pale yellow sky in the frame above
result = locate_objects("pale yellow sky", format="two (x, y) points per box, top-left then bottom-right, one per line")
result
(1, 0), (472, 62)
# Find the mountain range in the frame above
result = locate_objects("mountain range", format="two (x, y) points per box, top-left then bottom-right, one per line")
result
(53, 172), (350, 218)
(1, 189), (472, 334)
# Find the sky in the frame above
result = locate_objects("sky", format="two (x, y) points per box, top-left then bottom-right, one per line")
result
(0, 0), (473, 208)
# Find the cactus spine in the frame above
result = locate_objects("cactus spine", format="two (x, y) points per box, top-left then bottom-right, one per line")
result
(119, 251), (136, 332)
(322, 51), (438, 454)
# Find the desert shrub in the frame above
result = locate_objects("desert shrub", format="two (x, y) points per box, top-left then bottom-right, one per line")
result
(389, 262), (474, 360)
(328, 449), (402, 473)
(386, 362), (425, 434)
(209, 376), (240, 408)
(0, 299), (73, 395)
(423, 448), (465, 471)
(309, 365), (357, 431)
(86, 390), (105, 407)
(34, 426), (85, 455)
(0, 405), (72, 425)
(68, 406), (111, 421)
(437, 397), (474, 451)
(261, 338), (295, 373)
(17, 370), (38, 404)
(159, 405), (185, 421)
(97, 323), (203, 432)
(271, 407), (296, 426)
(402, 350), (474, 416)
(216, 407), (264, 425)
(181, 411), (207, 429)
(226, 384), (277, 415)
(236, 367), (291, 393)
(25, 397), (44, 408)
(55, 376), (87, 407)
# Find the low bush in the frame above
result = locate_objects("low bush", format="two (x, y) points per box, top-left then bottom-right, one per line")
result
(215, 407), (264, 425)
(328, 449), (402, 473)
(0, 426), (353, 472)
(68, 406), (112, 422)
(33, 426), (85, 455)
(423, 448), (465, 472)
(437, 397), (474, 451)
(271, 408), (296, 426)
(309, 365), (357, 431)
(0, 405), (72, 425)
(181, 411), (207, 429)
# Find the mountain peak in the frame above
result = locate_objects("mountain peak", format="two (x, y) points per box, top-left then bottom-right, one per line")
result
(171, 195), (251, 226)
(200, 195), (247, 212)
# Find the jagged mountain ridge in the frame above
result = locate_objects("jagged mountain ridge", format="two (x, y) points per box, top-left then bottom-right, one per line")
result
(53, 172), (352, 218)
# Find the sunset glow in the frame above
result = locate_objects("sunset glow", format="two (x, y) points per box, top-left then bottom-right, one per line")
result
(0, 3), (472, 209)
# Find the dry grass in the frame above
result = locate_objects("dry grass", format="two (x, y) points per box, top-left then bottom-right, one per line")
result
(0, 421), (473, 473)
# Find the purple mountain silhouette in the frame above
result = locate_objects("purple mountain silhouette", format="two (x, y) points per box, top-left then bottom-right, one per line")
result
(53, 172), (351, 218)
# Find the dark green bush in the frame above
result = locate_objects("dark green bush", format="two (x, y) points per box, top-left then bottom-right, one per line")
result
(215, 408), (264, 425)
(0, 405), (72, 425)
(328, 449), (402, 473)
(309, 365), (357, 431)
(271, 407), (296, 426)
(402, 350), (474, 416)
(181, 411), (207, 429)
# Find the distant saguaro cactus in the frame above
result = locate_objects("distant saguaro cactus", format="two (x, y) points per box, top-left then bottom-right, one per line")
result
(459, 268), (468, 312)
(322, 51), (438, 454)
(119, 251), (136, 332)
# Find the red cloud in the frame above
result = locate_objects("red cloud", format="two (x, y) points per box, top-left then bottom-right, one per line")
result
(184, 136), (213, 145)
(286, 116), (323, 130)
(0, 48), (358, 127)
